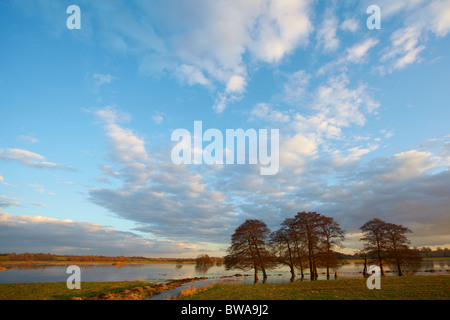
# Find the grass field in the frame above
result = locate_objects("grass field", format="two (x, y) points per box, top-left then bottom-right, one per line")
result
(177, 275), (450, 300)
(1, 275), (448, 300)
(0, 281), (153, 300)
(0, 277), (209, 300)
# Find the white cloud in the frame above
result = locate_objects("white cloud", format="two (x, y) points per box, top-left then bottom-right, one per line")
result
(226, 75), (246, 94)
(152, 112), (165, 125)
(176, 65), (210, 86)
(94, 106), (149, 165)
(317, 38), (379, 75)
(280, 133), (318, 168)
(251, 103), (290, 123)
(0, 148), (71, 170)
(311, 73), (379, 129)
(93, 73), (114, 89)
(0, 195), (21, 208)
(31, 202), (47, 208)
(346, 38), (379, 63)
(18, 134), (39, 143)
(340, 18), (359, 32)
(380, 27), (425, 72)
(248, 0), (313, 63)
(331, 145), (379, 167)
(87, 0), (313, 112)
(379, 150), (439, 183)
(0, 212), (199, 255)
(282, 69), (311, 104)
(377, 0), (450, 73)
(316, 8), (340, 52)
(427, 0), (450, 37)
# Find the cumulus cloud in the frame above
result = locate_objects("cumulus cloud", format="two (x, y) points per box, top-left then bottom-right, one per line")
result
(380, 27), (426, 72)
(73, 0), (314, 112)
(282, 69), (311, 105)
(376, 0), (450, 73)
(317, 38), (379, 75)
(377, 150), (439, 183)
(340, 18), (359, 32)
(251, 103), (290, 123)
(89, 107), (237, 244)
(316, 8), (340, 52)
(0, 212), (199, 255)
(94, 106), (149, 165)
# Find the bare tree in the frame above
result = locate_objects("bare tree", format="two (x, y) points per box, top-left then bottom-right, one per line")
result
(224, 219), (275, 283)
(384, 222), (421, 276)
(360, 218), (388, 276)
(294, 212), (324, 280)
(196, 254), (213, 265)
(269, 226), (297, 281)
(319, 216), (345, 279)
(282, 218), (307, 279)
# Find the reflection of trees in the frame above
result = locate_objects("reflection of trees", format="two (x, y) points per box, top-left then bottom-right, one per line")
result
(396, 259), (422, 275)
(176, 263), (183, 269)
(195, 264), (213, 274)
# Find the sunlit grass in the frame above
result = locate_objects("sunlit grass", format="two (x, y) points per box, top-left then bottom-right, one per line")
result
(0, 281), (152, 300)
(177, 275), (450, 300)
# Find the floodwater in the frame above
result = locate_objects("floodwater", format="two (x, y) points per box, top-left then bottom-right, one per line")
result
(0, 259), (448, 284)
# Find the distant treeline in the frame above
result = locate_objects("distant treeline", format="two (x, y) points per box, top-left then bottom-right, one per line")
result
(195, 254), (224, 266)
(351, 247), (449, 259)
(0, 247), (446, 263)
(0, 253), (224, 263)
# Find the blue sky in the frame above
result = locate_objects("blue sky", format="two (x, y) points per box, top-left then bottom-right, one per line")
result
(1, 0), (450, 257)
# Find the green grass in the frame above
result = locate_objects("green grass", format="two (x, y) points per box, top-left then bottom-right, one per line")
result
(177, 275), (450, 300)
(0, 281), (152, 300)
(2, 276), (448, 300)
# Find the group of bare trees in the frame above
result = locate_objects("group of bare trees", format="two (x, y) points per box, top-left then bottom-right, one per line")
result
(225, 213), (420, 282)
(224, 212), (344, 282)
(360, 218), (421, 276)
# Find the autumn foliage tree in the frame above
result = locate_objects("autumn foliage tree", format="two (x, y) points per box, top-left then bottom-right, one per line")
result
(360, 218), (421, 276)
(384, 222), (421, 276)
(196, 254), (213, 265)
(224, 219), (275, 283)
(269, 212), (344, 281)
(319, 216), (345, 279)
(360, 218), (388, 276)
(269, 225), (298, 281)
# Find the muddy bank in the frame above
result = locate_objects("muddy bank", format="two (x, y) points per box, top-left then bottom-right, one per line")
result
(68, 277), (208, 300)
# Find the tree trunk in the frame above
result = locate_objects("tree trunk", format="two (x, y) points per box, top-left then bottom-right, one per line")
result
(378, 254), (385, 276)
(363, 254), (367, 278)
(376, 238), (385, 276)
(308, 246), (315, 281)
(287, 244), (295, 282)
(262, 266), (267, 280)
(397, 262), (403, 276)
(289, 265), (295, 282)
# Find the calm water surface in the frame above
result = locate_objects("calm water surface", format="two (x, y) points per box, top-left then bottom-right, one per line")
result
(0, 260), (448, 284)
